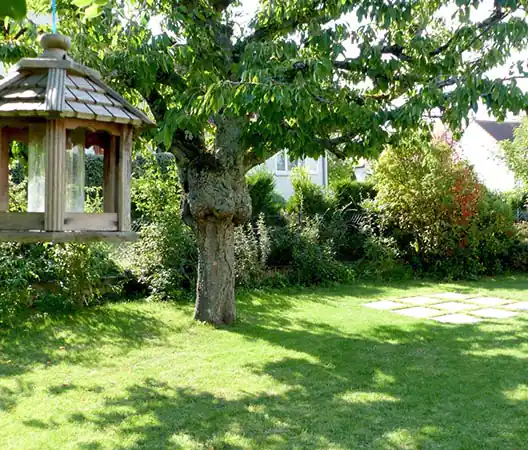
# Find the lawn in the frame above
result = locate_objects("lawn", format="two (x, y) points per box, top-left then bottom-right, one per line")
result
(1, 277), (528, 449)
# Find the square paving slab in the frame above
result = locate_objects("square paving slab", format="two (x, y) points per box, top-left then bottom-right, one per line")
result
(398, 296), (439, 306)
(431, 292), (473, 301)
(364, 300), (407, 310)
(433, 302), (477, 312)
(433, 314), (482, 324)
(503, 302), (528, 311)
(395, 307), (443, 318)
(466, 297), (511, 307)
(471, 308), (517, 319)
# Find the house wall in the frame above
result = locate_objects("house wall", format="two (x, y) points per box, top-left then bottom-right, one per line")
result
(457, 122), (517, 192)
(253, 152), (327, 200)
(354, 163), (372, 182)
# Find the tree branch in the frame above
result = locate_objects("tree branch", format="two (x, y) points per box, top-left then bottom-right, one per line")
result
(430, 6), (508, 56)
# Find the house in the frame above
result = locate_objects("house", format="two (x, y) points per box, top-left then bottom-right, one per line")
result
(437, 119), (521, 192)
(339, 118), (522, 192)
(257, 150), (328, 200)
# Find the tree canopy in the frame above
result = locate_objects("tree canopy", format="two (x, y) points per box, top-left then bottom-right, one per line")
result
(5, 0), (527, 165)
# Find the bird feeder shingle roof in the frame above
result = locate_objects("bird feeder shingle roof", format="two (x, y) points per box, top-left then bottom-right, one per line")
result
(0, 34), (154, 127)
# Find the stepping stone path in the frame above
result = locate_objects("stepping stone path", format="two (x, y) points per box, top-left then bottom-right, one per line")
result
(364, 292), (523, 324)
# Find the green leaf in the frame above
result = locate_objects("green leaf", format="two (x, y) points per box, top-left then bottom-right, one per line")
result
(85, 4), (101, 18)
(0, 0), (27, 20)
(73, 0), (94, 7)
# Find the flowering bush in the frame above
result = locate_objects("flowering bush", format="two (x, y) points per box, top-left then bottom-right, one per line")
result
(372, 133), (517, 278)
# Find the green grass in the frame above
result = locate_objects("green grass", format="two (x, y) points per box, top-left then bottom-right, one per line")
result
(2, 276), (528, 449)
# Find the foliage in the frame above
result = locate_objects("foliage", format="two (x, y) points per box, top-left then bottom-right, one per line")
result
(507, 241), (528, 272)
(0, 0), (27, 20)
(127, 151), (196, 299)
(48, 243), (122, 309)
(501, 188), (528, 214)
(372, 134), (519, 279)
(131, 153), (180, 222)
(502, 117), (528, 187)
(130, 214), (197, 300)
(332, 179), (377, 213)
(0, 243), (47, 327)
(246, 170), (285, 223)
(289, 217), (355, 285)
(355, 230), (410, 281)
(9, 176), (27, 212)
(234, 215), (271, 287)
(0, 241), (120, 326)
(286, 168), (330, 218)
(268, 217), (354, 286)
(327, 154), (357, 187)
(11, 0), (524, 163)
(516, 222), (528, 242)
(85, 154), (104, 188)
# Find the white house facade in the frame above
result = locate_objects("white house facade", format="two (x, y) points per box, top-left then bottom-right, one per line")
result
(257, 150), (328, 200)
(453, 120), (520, 192)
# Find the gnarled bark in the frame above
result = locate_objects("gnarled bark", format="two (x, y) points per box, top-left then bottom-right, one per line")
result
(194, 218), (236, 324)
(178, 117), (251, 325)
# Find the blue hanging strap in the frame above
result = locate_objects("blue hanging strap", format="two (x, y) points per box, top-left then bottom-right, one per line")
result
(52, 0), (57, 33)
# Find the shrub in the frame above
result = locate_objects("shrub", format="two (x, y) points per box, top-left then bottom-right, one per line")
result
(502, 117), (528, 186)
(332, 179), (377, 213)
(130, 213), (197, 299)
(234, 215), (271, 287)
(124, 150), (199, 299)
(46, 243), (123, 310)
(0, 243), (47, 326)
(357, 233), (410, 281)
(325, 179), (377, 261)
(286, 168), (330, 218)
(502, 189), (528, 212)
(9, 175), (27, 212)
(289, 217), (354, 285)
(373, 133), (519, 279)
(0, 241), (121, 326)
(516, 222), (528, 242)
(134, 152), (176, 177)
(246, 170), (285, 223)
(507, 241), (528, 272)
(267, 217), (354, 285)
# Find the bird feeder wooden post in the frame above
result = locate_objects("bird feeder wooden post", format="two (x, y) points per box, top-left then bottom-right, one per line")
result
(0, 33), (154, 242)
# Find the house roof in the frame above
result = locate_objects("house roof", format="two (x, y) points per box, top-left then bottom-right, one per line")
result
(0, 34), (155, 127)
(475, 120), (520, 142)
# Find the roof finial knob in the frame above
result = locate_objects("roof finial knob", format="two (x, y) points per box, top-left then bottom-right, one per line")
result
(39, 33), (71, 59)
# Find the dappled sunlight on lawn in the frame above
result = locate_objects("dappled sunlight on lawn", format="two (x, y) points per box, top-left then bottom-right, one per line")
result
(1, 277), (528, 449)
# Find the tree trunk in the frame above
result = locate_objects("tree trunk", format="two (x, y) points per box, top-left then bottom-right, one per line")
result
(194, 218), (236, 325)
(178, 117), (252, 326)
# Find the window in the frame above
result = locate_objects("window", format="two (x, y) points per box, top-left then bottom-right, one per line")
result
(275, 150), (318, 175)
(276, 150), (287, 172)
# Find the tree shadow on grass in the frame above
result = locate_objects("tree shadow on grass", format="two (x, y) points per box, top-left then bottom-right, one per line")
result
(0, 306), (176, 379)
(68, 312), (528, 449)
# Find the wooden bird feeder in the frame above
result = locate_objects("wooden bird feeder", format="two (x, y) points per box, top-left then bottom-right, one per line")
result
(0, 33), (154, 242)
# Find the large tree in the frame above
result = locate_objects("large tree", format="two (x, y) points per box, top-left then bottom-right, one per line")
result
(4, 0), (528, 324)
